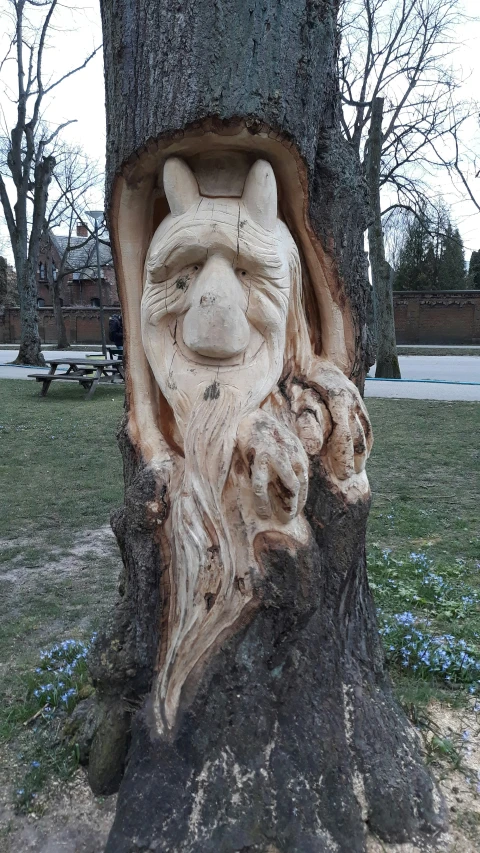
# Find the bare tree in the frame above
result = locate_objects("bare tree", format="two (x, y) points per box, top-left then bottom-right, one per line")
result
(0, 0), (100, 365)
(340, 0), (472, 376)
(440, 113), (480, 214)
(42, 146), (102, 348)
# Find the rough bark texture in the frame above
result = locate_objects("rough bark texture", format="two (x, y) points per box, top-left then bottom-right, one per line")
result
(11, 154), (56, 366)
(15, 262), (45, 365)
(52, 275), (69, 350)
(88, 2), (444, 850)
(366, 98), (401, 379)
(97, 452), (444, 853)
(45, 246), (69, 350)
(0, 256), (7, 305)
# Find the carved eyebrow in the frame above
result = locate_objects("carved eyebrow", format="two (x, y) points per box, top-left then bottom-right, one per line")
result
(147, 244), (208, 275)
(147, 222), (291, 281)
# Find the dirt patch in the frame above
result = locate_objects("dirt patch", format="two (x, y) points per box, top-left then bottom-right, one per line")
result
(0, 525), (121, 687)
(367, 700), (480, 852)
(0, 769), (116, 853)
(0, 526), (117, 586)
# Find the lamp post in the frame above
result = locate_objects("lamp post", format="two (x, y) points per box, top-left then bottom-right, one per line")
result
(86, 210), (107, 357)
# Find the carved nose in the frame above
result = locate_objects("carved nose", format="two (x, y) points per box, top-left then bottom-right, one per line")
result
(182, 258), (250, 358)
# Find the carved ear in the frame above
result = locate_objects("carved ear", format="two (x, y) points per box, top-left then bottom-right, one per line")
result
(163, 157), (200, 216)
(242, 159), (277, 231)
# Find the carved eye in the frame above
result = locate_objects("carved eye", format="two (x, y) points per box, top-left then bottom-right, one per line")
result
(193, 264), (200, 272)
(238, 269), (247, 277)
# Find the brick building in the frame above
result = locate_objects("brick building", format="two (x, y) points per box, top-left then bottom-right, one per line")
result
(37, 223), (120, 309)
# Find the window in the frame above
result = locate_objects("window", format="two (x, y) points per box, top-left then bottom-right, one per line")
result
(90, 297), (100, 307)
(37, 298), (45, 307)
(59, 298), (64, 307)
(38, 262), (46, 281)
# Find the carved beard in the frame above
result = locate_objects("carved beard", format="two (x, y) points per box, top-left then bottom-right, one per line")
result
(155, 379), (249, 735)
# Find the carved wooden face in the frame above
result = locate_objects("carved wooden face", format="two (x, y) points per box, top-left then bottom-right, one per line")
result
(141, 158), (299, 432)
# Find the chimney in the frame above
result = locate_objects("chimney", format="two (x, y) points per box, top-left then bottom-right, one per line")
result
(76, 222), (88, 237)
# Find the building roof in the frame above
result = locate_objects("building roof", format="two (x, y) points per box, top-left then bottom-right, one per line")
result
(50, 231), (113, 274)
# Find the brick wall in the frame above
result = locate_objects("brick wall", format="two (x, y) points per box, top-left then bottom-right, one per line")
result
(393, 291), (480, 345)
(2, 294), (479, 347)
(0, 307), (116, 345)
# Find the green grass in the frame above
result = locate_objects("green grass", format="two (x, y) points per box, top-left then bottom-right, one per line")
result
(367, 399), (480, 704)
(0, 379), (124, 811)
(0, 383), (479, 810)
(0, 379), (124, 539)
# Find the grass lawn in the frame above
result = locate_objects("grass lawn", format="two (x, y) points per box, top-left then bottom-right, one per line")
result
(367, 398), (480, 705)
(0, 381), (479, 817)
(0, 379), (124, 542)
(0, 380), (124, 811)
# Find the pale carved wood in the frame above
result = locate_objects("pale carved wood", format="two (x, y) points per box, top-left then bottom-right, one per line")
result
(136, 155), (372, 735)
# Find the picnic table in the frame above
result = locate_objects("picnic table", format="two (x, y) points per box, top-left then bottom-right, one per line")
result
(28, 357), (125, 399)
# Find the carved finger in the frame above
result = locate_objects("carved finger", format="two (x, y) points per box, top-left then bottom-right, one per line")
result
(356, 402), (373, 457)
(251, 456), (272, 519)
(350, 411), (367, 474)
(291, 387), (329, 456)
(269, 453), (300, 521)
(326, 406), (356, 481)
(293, 457), (309, 514)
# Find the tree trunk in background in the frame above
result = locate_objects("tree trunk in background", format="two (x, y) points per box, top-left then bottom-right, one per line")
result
(87, 2), (444, 851)
(0, 256), (7, 305)
(367, 98), (401, 379)
(44, 240), (69, 350)
(52, 276), (69, 350)
(15, 259), (45, 365)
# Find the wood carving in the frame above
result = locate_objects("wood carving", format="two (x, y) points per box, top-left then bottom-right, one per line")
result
(90, 2), (446, 847)
(133, 155), (372, 735)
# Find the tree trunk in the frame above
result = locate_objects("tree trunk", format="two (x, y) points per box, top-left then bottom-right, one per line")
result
(44, 235), (69, 350)
(0, 256), (7, 305)
(52, 276), (69, 350)
(14, 155), (55, 366)
(366, 98), (401, 379)
(15, 259), (45, 366)
(87, 2), (444, 851)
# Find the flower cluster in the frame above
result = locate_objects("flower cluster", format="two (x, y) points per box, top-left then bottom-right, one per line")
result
(379, 611), (480, 692)
(28, 636), (95, 715)
(369, 547), (479, 629)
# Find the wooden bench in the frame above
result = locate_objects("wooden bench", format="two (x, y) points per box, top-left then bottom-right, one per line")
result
(29, 372), (94, 397)
(29, 357), (124, 399)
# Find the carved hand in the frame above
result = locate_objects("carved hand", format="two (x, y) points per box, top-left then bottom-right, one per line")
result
(236, 410), (309, 524)
(291, 361), (373, 484)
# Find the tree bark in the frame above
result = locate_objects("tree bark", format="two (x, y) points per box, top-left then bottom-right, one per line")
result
(11, 154), (56, 365)
(0, 256), (7, 305)
(42, 230), (69, 350)
(366, 98), (401, 379)
(14, 259), (45, 365)
(51, 270), (69, 350)
(87, 2), (444, 851)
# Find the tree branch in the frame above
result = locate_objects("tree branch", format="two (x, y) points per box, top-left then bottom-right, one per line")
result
(43, 46), (102, 96)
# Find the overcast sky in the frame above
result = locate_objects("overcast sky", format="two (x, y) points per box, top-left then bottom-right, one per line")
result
(0, 0), (479, 263)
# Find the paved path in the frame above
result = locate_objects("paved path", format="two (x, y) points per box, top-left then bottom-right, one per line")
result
(1, 350), (479, 401)
(0, 349), (95, 380)
(366, 356), (480, 401)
